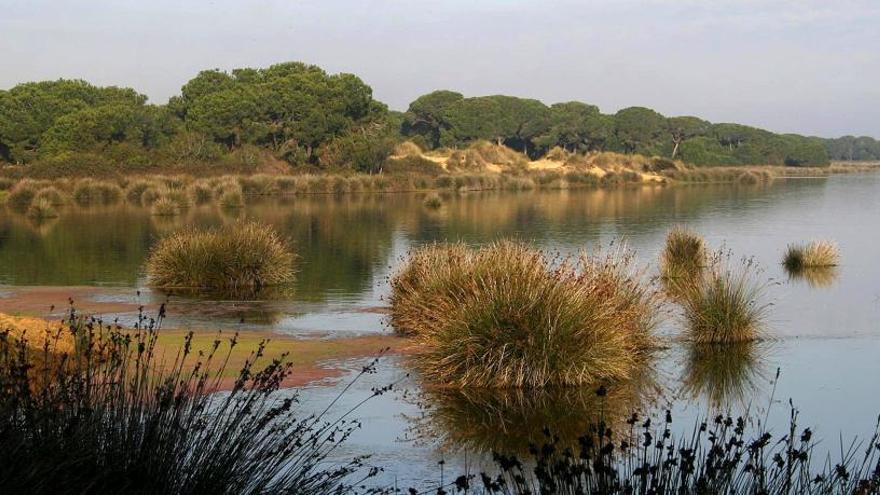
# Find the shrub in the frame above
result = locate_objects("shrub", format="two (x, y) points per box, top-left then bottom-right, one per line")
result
(679, 259), (769, 344)
(146, 221), (295, 294)
(25, 198), (59, 220)
(6, 181), (39, 211)
(0, 309), (376, 494)
(0, 178), (15, 191)
(72, 179), (123, 206)
(422, 192), (443, 209)
(782, 240), (839, 272)
(660, 226), (706, 280)
(151, 197), (179, 217)
(389, 242), (659, 388)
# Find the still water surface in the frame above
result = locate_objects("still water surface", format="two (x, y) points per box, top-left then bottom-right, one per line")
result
(2, 174), (879, 486)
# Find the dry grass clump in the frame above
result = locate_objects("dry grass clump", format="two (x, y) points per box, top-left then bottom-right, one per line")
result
(33, 186), (66, 206)
(72, 179), (123, 206)
(219, 189), (245, 209)
(678, 259), (769, 344)
(26, 198), (59, 220)
(422, 192), (443, 209)
(146, 221), (295, 294)
(125, 179), (159, 204)
(151, 197), (179, 217)
(393, 140), (423, 157)
(782, 241), (839, 272)
(188, 181), (214, 204)
(660, 226), (707, 280)
(389, 241), (660, 388)
(6, 181), (39, 211)
(239, 174), (278, 195)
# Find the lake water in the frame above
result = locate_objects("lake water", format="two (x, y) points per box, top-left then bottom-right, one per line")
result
(2, 173), (880, 488)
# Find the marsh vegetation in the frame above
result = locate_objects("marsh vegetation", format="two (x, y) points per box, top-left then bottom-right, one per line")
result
(146, 221), (296, 295)
(390, 241), (661, 388)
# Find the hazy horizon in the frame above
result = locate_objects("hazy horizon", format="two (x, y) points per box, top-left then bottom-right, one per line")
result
(2, 0), (879, 138)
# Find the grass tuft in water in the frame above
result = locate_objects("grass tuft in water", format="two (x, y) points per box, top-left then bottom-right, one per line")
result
(659, 226), (706, 280)
(26, 198), (59, 220)
(423, 192), (443, 209)
(146, 221), (295, 295)
(151, 196), (180, 217)
(390, 241), (660, 388)
(783, 240), (840, 272)
(219, 189), (245, 209)
(72, 179), (123, 206)
(6, 181), (39, 211)
(679, 257), (769, 344)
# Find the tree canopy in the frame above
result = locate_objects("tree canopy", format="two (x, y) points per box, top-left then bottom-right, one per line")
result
(3, 62), (878, 171)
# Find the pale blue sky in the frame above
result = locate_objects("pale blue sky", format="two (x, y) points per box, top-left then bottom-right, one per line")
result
(2, 0), (878, 137)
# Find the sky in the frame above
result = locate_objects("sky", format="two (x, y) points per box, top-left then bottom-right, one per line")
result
(2, 0), (879, 138)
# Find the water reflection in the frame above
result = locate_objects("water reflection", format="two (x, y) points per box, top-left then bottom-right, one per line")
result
(407, 370), (661, 454)
(680, 341), (770, 409)
(785, 266), (840, 289)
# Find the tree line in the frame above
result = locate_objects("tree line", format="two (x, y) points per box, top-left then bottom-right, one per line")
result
(1, 61), (878, 173)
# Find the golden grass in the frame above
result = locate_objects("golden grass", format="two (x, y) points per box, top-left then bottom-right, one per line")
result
(678, 259), (769, 344)
(783, 240), (839, 272)
(390, 241), (660, 388)
(72, 179), (123, 206)
(33, 186), (66, 206)
(660, 226), (707, 281)
(26, 198), (59, 220)
(422, 192), (443, 209)
(146, 221), (296, 294)
(151, 197), (179, 217)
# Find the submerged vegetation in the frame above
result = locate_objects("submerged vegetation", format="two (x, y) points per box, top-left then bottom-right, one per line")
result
(146, 221), (296, 294)
(389, 242), (661, 388)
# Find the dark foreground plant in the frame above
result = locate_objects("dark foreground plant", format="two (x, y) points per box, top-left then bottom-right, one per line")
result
(0, 306), (386, 495)
(418, 389), (880, 494)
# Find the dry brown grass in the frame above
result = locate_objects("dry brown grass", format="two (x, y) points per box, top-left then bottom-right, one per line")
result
(389, 241), (660, 388)
(146, 221), (296, 295)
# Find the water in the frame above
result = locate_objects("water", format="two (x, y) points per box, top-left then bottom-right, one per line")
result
(2, 174), (880, 487)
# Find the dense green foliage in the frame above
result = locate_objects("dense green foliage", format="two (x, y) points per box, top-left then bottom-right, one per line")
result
(0, 63), (392, 173)
(3, 61), (878, 173)
(401, 91), (842, 166)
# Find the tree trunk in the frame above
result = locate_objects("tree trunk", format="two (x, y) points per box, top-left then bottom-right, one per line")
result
(671, 140), (681, 159)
